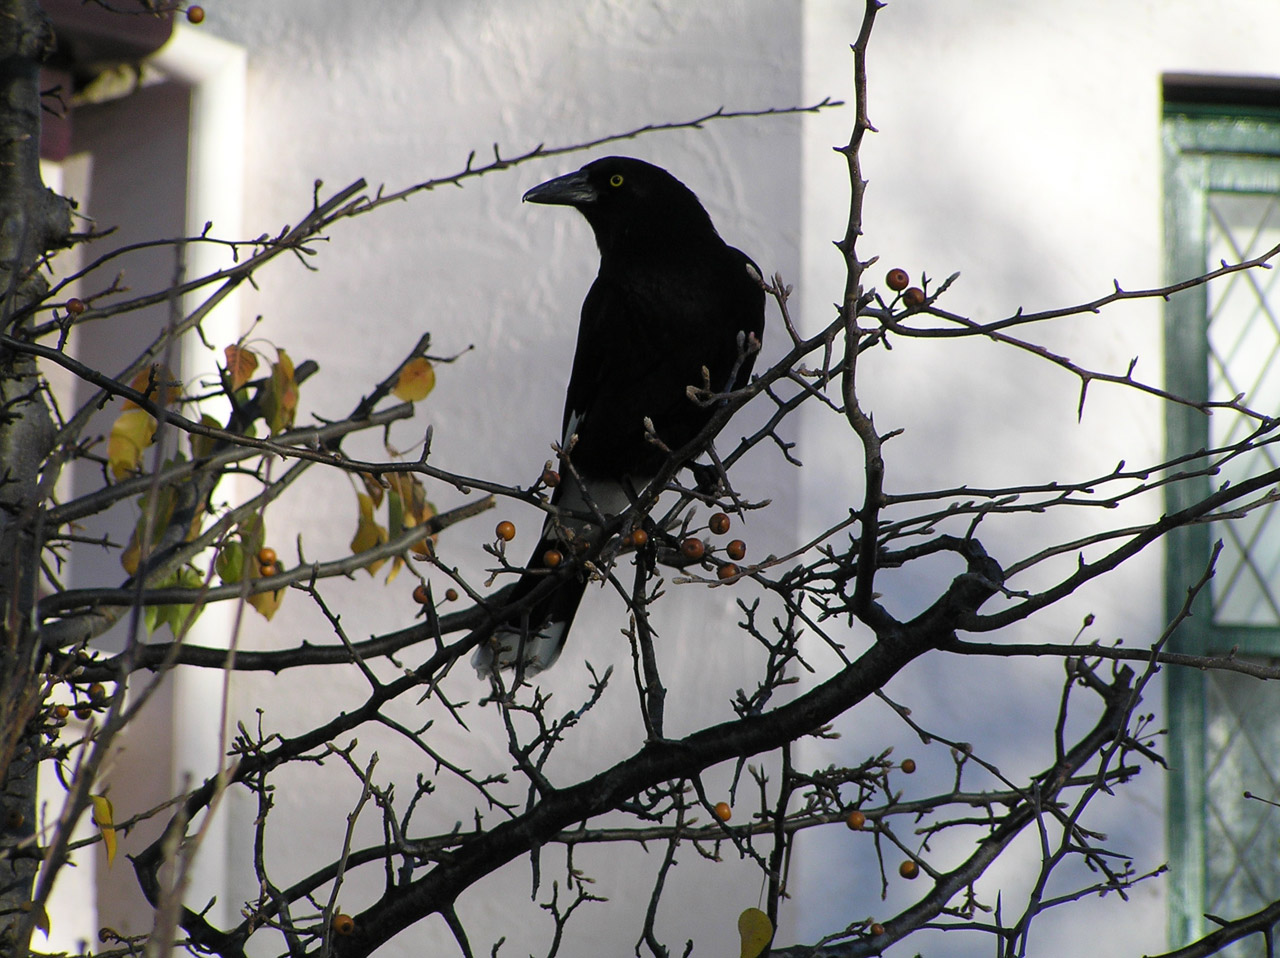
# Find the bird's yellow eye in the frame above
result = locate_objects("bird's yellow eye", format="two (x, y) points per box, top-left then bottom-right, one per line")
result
(609, 173), (624, 188)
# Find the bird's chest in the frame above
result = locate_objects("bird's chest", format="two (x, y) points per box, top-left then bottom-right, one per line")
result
(596, 261), (726, 340)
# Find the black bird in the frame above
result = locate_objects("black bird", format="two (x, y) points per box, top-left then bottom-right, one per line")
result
(474, 156), (766, 678)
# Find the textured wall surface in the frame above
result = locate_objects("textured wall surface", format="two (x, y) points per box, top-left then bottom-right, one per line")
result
(50, 1), (1280, 955)
(201, 2), (805, 956)
(797, 3), (1280, 955)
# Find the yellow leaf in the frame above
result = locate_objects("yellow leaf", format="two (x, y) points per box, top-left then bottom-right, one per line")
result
(410, 499), (439, 557)
(90, 794), (117, 867)
(122, 364), (180, 410)
(248, 585), (284, 621)
(384, 473), (436, 552)
(738, 908), (772, 958)
(121, 535), (140, 576)
(398, 473), (428, 520)
(359, 472), (385, 508)
(108, 408), (157, 479)
(392, 357), (436, 402)
(384, 554), (404, 584)
(223, 344), (260, 391)
(350, 492), (387, 576)
(262, 349), (298, 435)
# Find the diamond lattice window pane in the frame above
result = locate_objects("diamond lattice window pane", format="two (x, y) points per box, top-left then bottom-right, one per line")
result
(1204, 665), (1280, 958)
(1206, 191), (1280, 626)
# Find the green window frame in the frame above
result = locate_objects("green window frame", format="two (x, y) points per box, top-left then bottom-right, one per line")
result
(1164, 91), (1280, 951)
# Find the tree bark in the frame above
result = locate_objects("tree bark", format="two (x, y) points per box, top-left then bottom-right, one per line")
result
(0, 0), (72, 949)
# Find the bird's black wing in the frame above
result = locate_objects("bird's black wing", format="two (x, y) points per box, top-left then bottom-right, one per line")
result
(560, 245), (764, 480)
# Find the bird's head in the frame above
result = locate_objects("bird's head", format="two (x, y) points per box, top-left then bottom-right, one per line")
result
(523, 156), (717, 254)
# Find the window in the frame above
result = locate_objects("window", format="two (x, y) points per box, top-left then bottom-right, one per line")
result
(1163, 76), (1280, 952)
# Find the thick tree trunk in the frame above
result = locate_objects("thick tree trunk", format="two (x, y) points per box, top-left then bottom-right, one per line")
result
(0, 0), (72, 950)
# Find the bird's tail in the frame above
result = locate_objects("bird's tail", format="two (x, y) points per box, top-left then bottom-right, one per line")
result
(472, 474), (636, 679)
(471, 541), (589, 678)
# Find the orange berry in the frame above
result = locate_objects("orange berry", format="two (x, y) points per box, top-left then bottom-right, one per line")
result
(543, 549), (563, 568)
(331, 913), (354, 935)
(186, 5), (205, 23)
(495, 521), (516, 542)
(258, 563), (278, 578)
(717, 563), (739, 580)
(845, 809), (866, 830)
(899, 859), (919, 880)
(88, 682), (106, 702)
(257, 547), (277, 566)
(541, 467), (560, 488)
(445, 587), (459, 602)
(713, 801), (732, 822)
(412, 584), (430, 604)
(869, 923), (885, 936)
(902, 286), (926, 308)
(65, 297), (86, 316)
(53, 704), (70, 720)
(630, 528), (649, 547)
(680, 537), (705, 560)
(708, 512), (731, 535)
(901, 758), (916, 774)
(726, 539), (746, 561)
(75, 706), (92, 720)
(886, 268), (910, 291)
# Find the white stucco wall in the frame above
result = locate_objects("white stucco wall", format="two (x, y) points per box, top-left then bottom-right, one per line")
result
(62, 1), (1280, 956)
(796, 3), (1280, 956)
(194, 2), (806, 956)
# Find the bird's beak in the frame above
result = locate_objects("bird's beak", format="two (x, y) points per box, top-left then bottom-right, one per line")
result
(523, 169), (597, 206)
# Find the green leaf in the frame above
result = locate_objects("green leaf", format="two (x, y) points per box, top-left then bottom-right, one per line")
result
(145, 566), (205, 638)
(216, 539), (245, 584)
